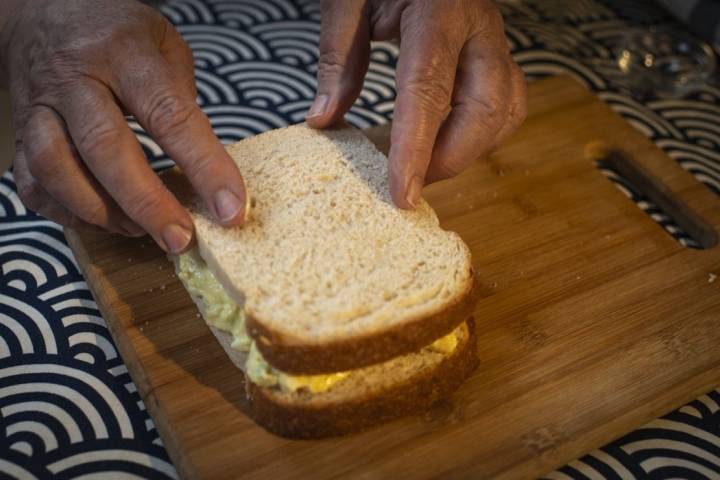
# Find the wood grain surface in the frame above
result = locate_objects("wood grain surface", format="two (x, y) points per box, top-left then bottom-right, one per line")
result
(65, 76), (720, 480)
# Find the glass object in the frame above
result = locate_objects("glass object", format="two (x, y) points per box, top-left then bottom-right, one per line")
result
(616, 27), (716, 98)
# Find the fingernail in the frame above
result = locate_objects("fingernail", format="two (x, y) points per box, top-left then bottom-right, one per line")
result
(406, 176), (424, 208)
(306, 94), (329, 119)
(121, 220), (145, 237)
(162, 224), (192, 254)
(214, 188), (243, 223)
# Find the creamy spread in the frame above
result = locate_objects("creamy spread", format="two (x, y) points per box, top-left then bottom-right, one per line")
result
(176, 249), (459, 394)
(177, 250), (251, 352)
(244, 342), (278, 387)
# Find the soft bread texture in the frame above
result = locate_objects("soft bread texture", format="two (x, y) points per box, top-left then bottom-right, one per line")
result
(211, 320), (478, 439)
(176, 257), (479, 438)
(175, 123), (476, 374)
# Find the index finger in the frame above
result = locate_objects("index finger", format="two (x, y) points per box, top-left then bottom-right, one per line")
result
(388, 6), (465, 209)
(57, 79), (194, 254)
(112, 46), (247, 227)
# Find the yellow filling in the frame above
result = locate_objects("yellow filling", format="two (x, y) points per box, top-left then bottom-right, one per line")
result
(176, 249), (458, 394)
(245, 342), (350, 392)
(428, 329), (457, 353)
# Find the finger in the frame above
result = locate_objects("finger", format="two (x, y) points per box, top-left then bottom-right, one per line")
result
(110, 48), (248, 227)
(367, 0), (406, 41)
(388, 7), (465, 208)
(13, 147), (101, 232)
(490, 62), (528, 148)
(425, 42), (512, 183)
(306, 0), (371, 128)
(22, 105), (145, 236)
(159, 21), (197, 96)
(11, 85), (100, 232)
(58, 79), (194, 254)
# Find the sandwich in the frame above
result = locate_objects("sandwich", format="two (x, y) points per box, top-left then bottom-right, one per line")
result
(166, 123), (480, 438)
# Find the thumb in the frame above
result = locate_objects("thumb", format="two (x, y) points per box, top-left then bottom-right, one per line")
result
(306, 0), (370, 128)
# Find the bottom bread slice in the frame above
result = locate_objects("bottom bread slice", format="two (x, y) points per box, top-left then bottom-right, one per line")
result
(209, 320), (478, 438)
(173, 250), (479, 438)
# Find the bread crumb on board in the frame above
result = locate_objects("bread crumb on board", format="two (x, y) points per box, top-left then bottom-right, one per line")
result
(709, 273), (717, 284)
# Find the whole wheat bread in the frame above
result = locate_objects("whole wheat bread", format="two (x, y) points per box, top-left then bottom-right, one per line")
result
(174, 252), (478, 438)
(177, 123), (476, 374)
(210, 320), (477, 438)
(174, 256), (478, 438)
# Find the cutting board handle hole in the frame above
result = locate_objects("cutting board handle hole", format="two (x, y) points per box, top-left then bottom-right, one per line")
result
(593, 149), (717, 249)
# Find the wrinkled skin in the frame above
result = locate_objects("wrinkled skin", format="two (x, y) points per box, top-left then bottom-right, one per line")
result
(307, 0), (527, 208)
(0, 0), (247, 253)
(0, 0), (526, 253)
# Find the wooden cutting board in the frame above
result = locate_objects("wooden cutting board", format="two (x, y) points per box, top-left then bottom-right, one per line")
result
(65, 76), (720, 480)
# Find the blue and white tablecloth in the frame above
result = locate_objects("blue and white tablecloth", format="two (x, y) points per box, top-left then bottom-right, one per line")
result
(1, 1), (719, 478)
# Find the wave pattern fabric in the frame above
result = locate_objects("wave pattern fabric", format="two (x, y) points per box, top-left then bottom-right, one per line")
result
(0, 0), (718, 478)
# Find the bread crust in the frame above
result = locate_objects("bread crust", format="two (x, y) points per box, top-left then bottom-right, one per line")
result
(246, 318), (478, 439)
(160, 133), (480, 376)
(247, 271), (480, 374)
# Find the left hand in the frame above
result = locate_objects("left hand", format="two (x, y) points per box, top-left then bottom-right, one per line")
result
(306, 0), (527, 208)
(0, 0), (248, 253)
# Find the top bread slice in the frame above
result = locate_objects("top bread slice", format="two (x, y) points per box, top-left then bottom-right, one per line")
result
(173, 123), (477, 374)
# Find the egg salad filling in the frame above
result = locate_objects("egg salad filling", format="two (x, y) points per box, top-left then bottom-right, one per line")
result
(176, 250), (251, 351)
(176, 249), (458, 394)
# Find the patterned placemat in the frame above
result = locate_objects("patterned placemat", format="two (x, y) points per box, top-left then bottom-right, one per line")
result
(0, 1), (718, 478)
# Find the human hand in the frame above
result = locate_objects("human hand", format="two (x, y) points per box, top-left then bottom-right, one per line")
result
(1, 0), (247, 253)
(306, 0), (527, 208)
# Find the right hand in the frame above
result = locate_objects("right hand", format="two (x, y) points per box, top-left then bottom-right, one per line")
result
(0, 0), (247, 253)
(306, 0), (527, 209)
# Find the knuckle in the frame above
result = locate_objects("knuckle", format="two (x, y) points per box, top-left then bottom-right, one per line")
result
(28, 58), (85, 100)
(145, 95), (196, 139)
(43, 53), (82, 78)
(434, 36), (462, 65)
(464, 93), (502, 123)
(403, 74), (453, 114)
(317, 51), (349, 78)
(76, 120), (120, 160)
(124, 184), (168, 222)
(76, 21), (142, 56)
(183, 155), (222, 186)
(25, 143), (62, 181)
(16, 177), (45, 212)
